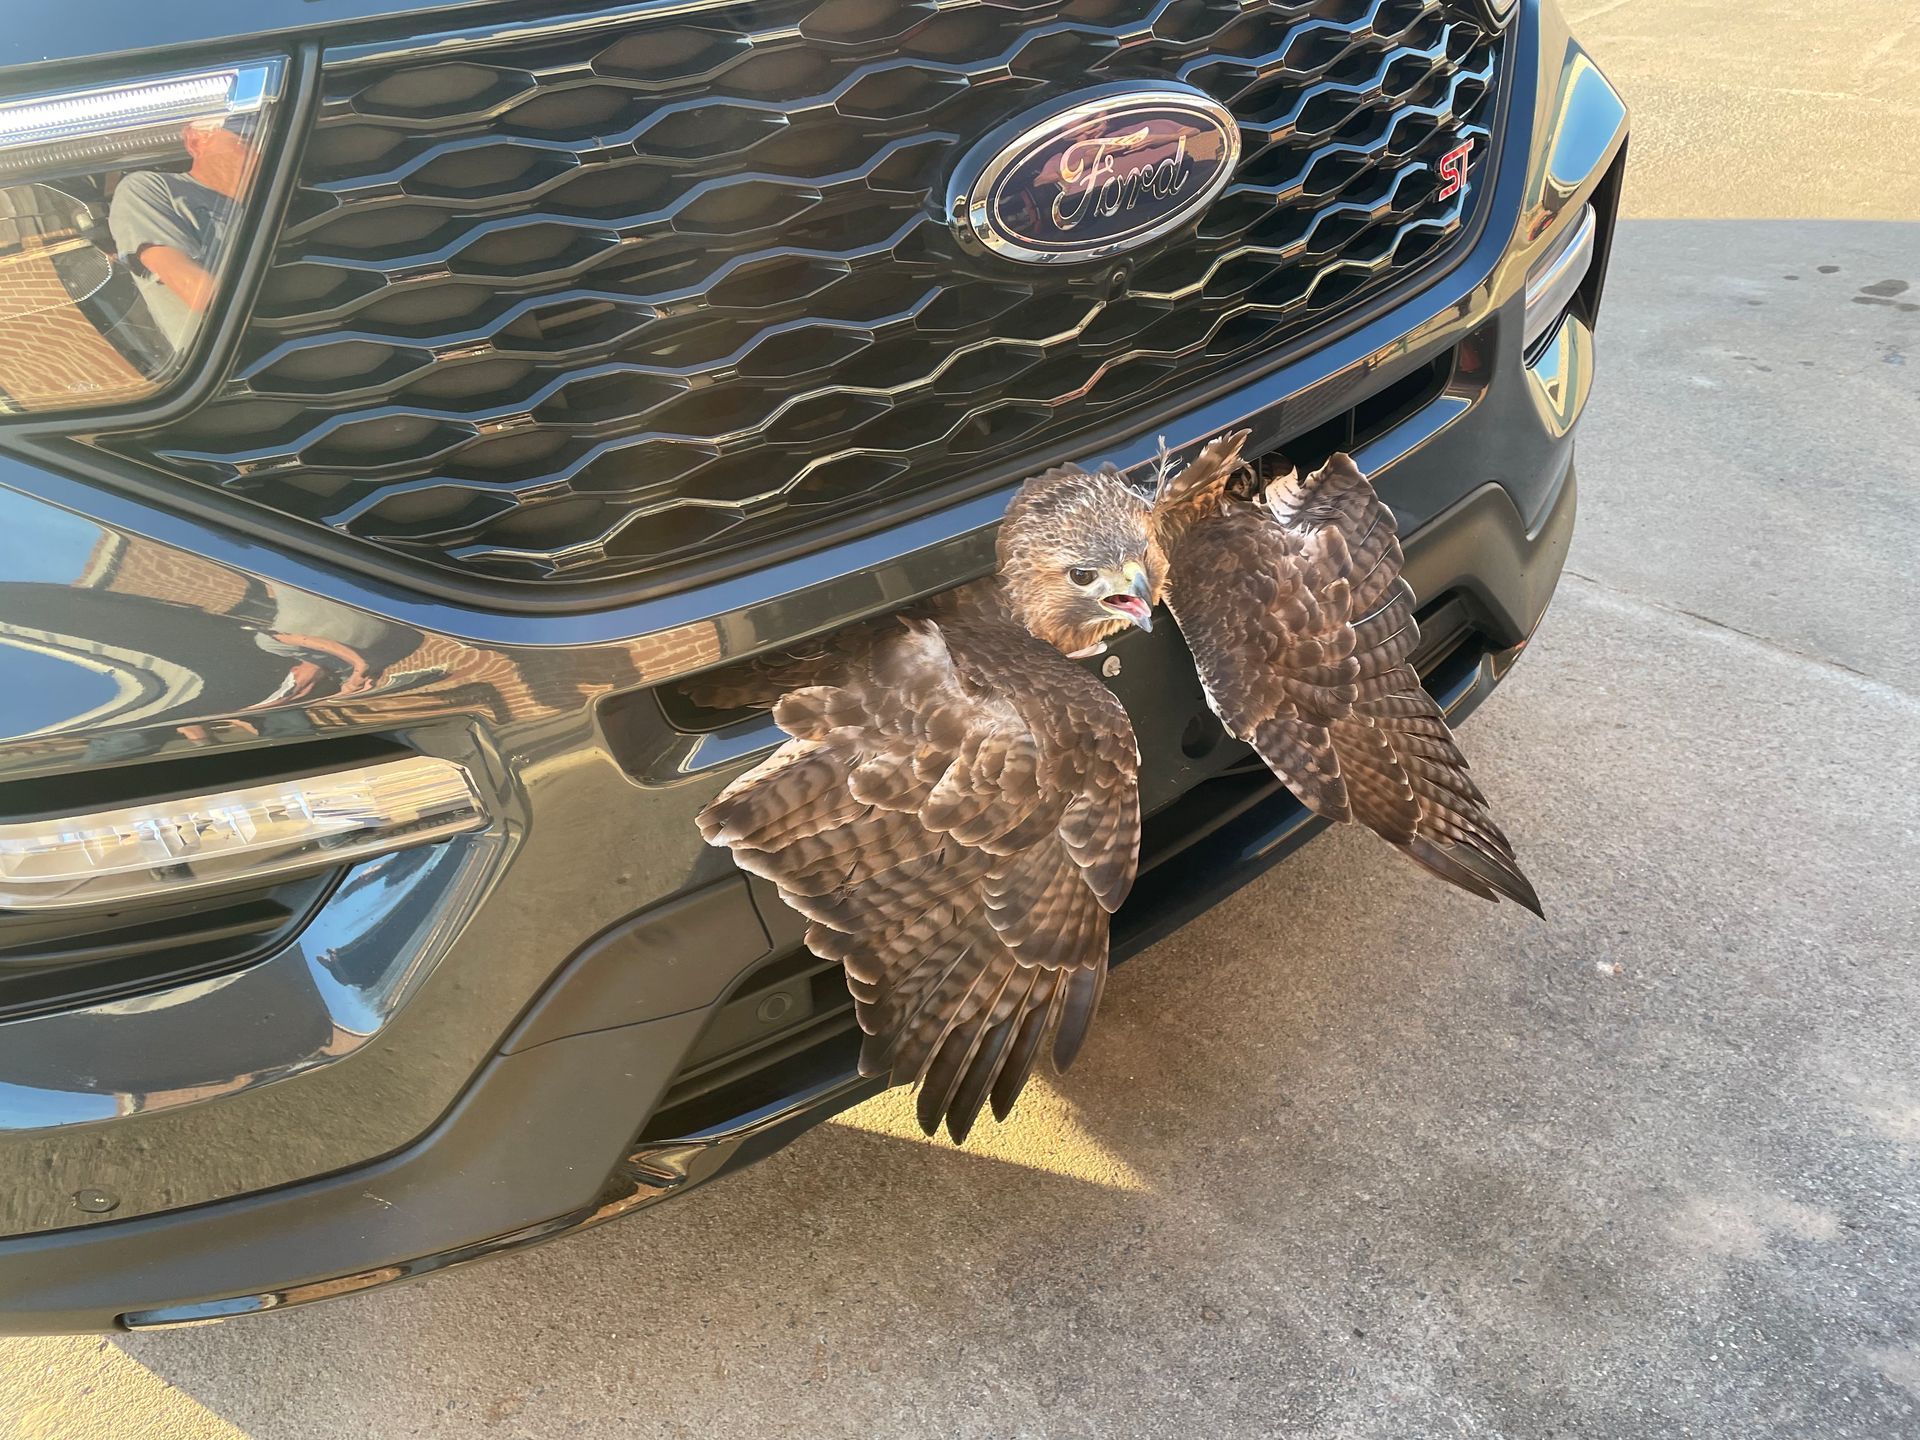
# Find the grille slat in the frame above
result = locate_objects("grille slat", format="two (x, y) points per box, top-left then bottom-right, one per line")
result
(97, 0), (1502, 588)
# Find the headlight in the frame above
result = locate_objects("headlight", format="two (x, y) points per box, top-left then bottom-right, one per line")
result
(0, 755), (487, 911)
(0, 59), (283, 417)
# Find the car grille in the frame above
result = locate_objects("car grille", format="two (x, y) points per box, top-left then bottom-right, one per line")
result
(94, 0), (1504, 591)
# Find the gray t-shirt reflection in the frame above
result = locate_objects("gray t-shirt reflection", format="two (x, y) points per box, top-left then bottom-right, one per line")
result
(108, 171), (233, 349)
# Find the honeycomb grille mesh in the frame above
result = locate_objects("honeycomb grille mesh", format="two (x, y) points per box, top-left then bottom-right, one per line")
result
(98, 0), (1503, 588)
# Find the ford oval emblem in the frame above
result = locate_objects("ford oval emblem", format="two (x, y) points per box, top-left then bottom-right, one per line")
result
(949, 83), (1241, 265)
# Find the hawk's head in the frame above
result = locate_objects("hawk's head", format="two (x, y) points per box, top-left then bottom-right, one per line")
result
(996, 464), (1165, 657)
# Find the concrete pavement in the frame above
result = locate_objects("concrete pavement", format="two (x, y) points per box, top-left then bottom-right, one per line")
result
(1560, 0), (1920, 221)
(5, 3), (1918, 1437)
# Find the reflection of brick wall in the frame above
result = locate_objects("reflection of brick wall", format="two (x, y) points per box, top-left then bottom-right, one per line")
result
(0, 240), (149, 413)
(312, 623), (719, 729)
(628, 620), (725, 684)
(386, 633), (549, 725)
(82, 524), (726, 727)
(85, 531), (253, 615)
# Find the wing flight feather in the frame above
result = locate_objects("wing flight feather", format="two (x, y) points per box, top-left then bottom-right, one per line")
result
(698, 616), (1140, 1141)
(1158, 440), (1540, 914)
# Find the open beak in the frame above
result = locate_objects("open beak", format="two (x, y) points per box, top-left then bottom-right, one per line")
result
(1102, 568), (1155, 633)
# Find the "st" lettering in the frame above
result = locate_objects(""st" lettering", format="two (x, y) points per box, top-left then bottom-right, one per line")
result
(1436, 138), (1476, 201)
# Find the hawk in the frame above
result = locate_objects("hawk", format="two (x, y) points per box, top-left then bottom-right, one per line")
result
(1152, 430), (1542, 914)
(696, 436), (1536, 1142)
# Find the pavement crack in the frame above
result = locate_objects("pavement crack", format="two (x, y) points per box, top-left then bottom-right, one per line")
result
(1560, 569), (1920, 707)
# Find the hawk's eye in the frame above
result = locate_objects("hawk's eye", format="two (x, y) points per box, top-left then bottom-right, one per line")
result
(1067, 566), (1098, 587)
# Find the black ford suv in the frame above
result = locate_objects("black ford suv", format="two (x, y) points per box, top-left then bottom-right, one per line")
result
(0, 0), (1623, 1331)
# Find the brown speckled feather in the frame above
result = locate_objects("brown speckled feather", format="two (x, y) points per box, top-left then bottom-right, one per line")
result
(1155, 434), (1541, 914)
(698, 605), (1139, 1141)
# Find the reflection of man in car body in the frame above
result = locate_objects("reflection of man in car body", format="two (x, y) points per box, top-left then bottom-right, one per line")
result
(107, 119), (252, 349)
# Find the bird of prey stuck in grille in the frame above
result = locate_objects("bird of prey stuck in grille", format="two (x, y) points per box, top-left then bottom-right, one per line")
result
(694, 431), (1539, 1142)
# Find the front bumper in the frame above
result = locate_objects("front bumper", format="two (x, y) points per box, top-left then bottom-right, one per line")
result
(0, 464), (1577, 1335)
(0, 2), (1624, 1332)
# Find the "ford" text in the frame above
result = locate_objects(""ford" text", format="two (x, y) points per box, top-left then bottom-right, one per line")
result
(1050, 129), (1194, 232)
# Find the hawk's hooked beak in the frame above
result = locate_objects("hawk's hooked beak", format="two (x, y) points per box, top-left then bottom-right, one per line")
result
(1101, 565), (1155, 633)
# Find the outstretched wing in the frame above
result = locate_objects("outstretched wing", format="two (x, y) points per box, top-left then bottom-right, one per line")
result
(697, 618), (1140, 1141)
(1162, 450), (1540, 913)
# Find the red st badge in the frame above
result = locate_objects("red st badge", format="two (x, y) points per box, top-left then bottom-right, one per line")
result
(1435, 138), (1475, 201)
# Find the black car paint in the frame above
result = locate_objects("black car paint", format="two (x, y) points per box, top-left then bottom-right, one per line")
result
(0, 0), (1624, 1330)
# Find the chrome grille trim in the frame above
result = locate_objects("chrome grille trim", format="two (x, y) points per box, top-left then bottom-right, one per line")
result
(96, 0), (1505, 589)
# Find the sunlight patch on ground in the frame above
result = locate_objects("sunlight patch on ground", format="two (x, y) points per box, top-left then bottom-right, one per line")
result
(1561, 0), (1920, 219)
(830, 1078), (1148, 1192)
(0, 1336), (247, 1440)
